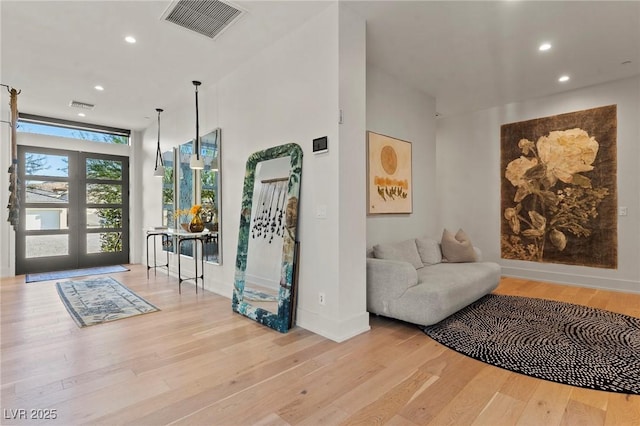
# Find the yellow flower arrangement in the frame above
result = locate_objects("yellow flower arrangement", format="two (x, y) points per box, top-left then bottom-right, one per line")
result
(175, 204), (202, 220)
(175, 204), (204, 232)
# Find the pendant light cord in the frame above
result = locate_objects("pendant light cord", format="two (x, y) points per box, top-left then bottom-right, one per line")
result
(193, 81), (201, 161)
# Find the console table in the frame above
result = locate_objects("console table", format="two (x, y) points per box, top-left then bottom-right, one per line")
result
(168, 229), (217, 294)
(145, 228), (218, 294)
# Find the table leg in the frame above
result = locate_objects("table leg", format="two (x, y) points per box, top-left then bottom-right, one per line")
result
(164, 235), (170, 275)
(176, 236), (205, 294)
(153, 235), (157, 276)
(178, 239), (183, 294)
(146, 235), (149, 279)
(147, 232), (170, 279)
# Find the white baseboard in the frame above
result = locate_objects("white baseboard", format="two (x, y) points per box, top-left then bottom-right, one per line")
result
(295, 309), (370, 342)
(162, 261), (233, 299)
(207, 279), (234, 299)
(501, 266), (640, 294)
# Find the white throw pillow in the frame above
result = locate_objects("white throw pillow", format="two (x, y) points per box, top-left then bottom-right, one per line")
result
(415, 237), (442, 265)
(373, 239), (424, 269)
(441, 228), (477, 263)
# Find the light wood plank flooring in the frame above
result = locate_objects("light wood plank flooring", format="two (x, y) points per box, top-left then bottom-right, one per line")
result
(1, 265), (639, 425)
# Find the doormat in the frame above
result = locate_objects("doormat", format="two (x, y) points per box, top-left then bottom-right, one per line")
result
(421, 294), (640, 394)
(26, 264), (129, 283)
(56, 276), (159, 327)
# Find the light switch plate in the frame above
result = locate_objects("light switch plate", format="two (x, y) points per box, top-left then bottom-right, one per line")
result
(313, 136), (328, 154)
(316, 205), (327, 219)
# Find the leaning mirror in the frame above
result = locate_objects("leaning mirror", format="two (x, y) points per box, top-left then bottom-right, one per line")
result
(232, 143), (303, 332)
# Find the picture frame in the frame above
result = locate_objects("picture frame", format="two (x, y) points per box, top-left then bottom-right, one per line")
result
(367, 131), (413, 214)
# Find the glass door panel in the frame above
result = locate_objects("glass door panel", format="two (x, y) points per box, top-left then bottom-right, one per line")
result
(25, 181), (69, 203)
(86, 158), (122, 179)
(86, 232), (123, 254)
(25, 152), (69, 177)
(25, 208), (69, 230)
(16, 147), (77, 274)
(86, 208), (122, 228)
(80, 153), (129, 267)
(86, 184), (122, 203)
(25, 235), (69, 258)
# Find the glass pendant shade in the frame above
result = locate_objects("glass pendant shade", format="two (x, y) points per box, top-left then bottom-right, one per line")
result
(154, 164), (165, 177)
(190, 154), (204, 169)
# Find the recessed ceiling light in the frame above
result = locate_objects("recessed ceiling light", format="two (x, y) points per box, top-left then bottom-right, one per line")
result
(539, 43), (552, 51)
(125, 36), (136, 44)
(558, 75), (570, 82)
(94, 85), (104, 91)
(78, 113), (86, 117)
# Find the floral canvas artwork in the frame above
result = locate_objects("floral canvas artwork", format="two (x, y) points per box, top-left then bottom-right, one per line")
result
(500, 105), (617, 268)
(367, 132), (412, 214)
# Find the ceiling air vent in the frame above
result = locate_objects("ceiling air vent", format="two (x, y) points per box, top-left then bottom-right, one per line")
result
(69, 100), (95, 110)
(162, 0), (244, 40)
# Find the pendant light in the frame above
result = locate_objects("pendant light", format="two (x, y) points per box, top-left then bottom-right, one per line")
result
(153, 108), (165, 177)
(190, 80), (204, 170)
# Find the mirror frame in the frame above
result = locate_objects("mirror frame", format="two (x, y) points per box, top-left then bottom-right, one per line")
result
(232, 143), (303, 332)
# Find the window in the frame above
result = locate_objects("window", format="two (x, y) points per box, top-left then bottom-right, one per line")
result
(17, 113), (130, 145)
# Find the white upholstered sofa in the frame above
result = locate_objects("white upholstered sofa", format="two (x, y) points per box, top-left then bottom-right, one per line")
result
(366, 231), (501, 326)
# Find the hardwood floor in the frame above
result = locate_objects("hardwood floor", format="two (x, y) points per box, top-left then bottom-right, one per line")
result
(1, 266), (639, 425)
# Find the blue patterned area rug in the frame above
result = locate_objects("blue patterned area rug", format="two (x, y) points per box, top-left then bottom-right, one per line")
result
(421, 294), (640, 395)
(56, 277), (159, 327)
(26, 265), (129, 283)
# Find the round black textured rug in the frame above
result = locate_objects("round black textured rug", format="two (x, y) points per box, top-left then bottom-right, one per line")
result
(421, 294), (640, 394)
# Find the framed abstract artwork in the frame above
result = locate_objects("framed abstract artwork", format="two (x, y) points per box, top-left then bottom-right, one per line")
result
(367, 131), (412, 214)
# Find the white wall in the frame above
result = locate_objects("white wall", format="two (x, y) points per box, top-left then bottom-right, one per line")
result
(437, 76), (640, 293)
(366, 66), (438, 246)
(0, 1), (9, 277)
(140, 3), (370, 342)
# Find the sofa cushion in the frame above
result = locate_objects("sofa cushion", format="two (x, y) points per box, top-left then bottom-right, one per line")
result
(441, 228), (477, 263)
(391, 262), (501, 325)
(373, 239), (424, 269)
(415, 237), (442, 265)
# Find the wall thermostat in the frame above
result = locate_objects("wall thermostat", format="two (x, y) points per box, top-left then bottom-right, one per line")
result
(312, 136), (328, 154)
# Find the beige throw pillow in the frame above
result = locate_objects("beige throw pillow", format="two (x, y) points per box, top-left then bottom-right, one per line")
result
(441, 228), (477, 263)
(373, 239), (424, 269)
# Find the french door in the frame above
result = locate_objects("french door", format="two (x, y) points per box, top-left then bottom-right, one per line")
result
(15, 147), (129, 275)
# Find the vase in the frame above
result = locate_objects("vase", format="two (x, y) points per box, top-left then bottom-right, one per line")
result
(189, 213), (205, 232)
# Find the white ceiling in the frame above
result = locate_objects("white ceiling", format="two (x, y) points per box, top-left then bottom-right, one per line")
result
(2, 1), (639, 131)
